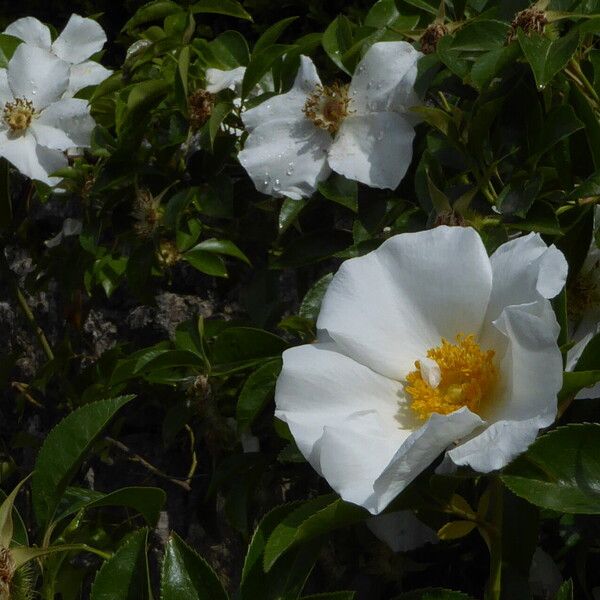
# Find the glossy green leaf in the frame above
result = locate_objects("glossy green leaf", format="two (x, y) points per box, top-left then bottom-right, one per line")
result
(322, 15), (354, 74)
(278, 198), (307, 234)
(91, 529), (151, 600)
(188, 238), (251, 265)
(124, 1), (182, 30)
(299, 273), (334, 321)
(183, 249), (228, 277)
(502, 424), (600, 514)
(191, 0), (251, 20)
(518, 30), (579, 89)
(209, 102), (232, 146)
(263, 494), (367, 571)
(572, 332), (600, 371)
(32, 395), (135, 526)
(318, 174), (358, 213)
(254, 17), (298, 53)
(161, 532), (229, 600)
(559, 370), (600, 401)
(237, 358), (282, 431)
(0, 476), (30, 547)
(56, 486), (166, 526)
(242, 44), (288, 98)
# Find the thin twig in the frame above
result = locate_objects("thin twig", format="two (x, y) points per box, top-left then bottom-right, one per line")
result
(105, 436), (192, 492)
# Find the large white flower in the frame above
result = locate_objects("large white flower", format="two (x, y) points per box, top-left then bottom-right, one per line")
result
(0, 45), (95, 185)
(275, 226), (567, 514)
(4, 14), (112, 97)
(238, 41), (421, 200)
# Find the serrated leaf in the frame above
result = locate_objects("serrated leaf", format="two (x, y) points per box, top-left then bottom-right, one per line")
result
(263, 495), (367, 571)
(502, 424), (600, 514)
(32, 395), (135, 526)
(161, 532), (228, 600)
(237, 358), (282, 431)
(91, 529), (150, 600)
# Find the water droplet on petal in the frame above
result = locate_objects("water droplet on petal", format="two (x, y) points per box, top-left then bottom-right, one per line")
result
(286, 161), (295, 176)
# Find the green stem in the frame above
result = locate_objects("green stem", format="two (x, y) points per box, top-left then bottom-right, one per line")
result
(13, 281), (54, 362)
(485, 477), (504, 600)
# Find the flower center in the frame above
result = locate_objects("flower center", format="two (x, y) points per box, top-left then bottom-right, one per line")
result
(303, 83), (351, 134)
(405, 334), (497, 420)
(3, 98), (35, 132)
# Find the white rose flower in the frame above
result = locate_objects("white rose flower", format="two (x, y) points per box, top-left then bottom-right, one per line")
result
(275, 226), (567, 514)
(4, 14), (112, 97)
(238, 41), (421, 200)
(0, 45), (96, 185)
(565, 205), (600, 398)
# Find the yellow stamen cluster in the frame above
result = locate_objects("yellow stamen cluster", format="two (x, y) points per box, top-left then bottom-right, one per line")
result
(507, 8), (547, 43)
(405, 334), (497, 420)
(3, 98), (35, 132)
(303, 82), (351, 134)
(132, 188), (162, 238)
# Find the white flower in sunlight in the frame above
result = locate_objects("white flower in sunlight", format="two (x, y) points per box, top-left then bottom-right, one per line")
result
(0, 45), (95, 185)
(566, 205), (600, 398)
(4, 14), (112, 97)
(275, 226), (567, 514)
(238, 41), (421, 200)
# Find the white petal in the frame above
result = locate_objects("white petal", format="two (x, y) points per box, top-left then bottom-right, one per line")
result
(0, 130), (66, 184)
(275, 342), (405, 457)
(205, 66), (246, 94)
(372, 409), (484, 514)
(367, 510), (438, 552)
(4, 17), (52, 49)
(485, 233), (567, 324)
(328, 112), (415, 189)
(67, 61), (112, 96)
(242, 55), (321, 131)
(0, 70), (13, 107)
(52, 15), (107, 64)
(317, 226), (493, 380)
(446, 416), (548, 472)
(350, 41), (421, 115)
(490, 301), (561, 424)
(8, 45), (69, 110)
(238, 119), (331, 199)
(32, 98), (94, 150)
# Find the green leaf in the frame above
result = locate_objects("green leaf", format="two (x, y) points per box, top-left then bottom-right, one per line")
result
(299, 273), (334, 321)
(208, 102), (232, 146)
(391, 590), (475, 599)
(237, 358), (282, 431)
(534, 104), (583, 156)
(124, 0), (182, 30)
(517, 30), (579, 89)
(190, 0), (251, 20)
(242, 44), (288, 98)
(176, 45), (191, 110)
(0, 476), (30, 547)
(555, 579), (573, 600)
(278, 198), (307, 234)
(183, 250), (228, 277)
(263, 495), (367, 571)
(559, 370), (600, 401)
(240, 502), (321, 600)
(161, 532), (229, 600)
(91, 529), (151, 600)
(470, 43), (521, 90)
(318, 174), (358, 213)
(322, 15), (354, 74)
(254, 17), (298, 53)
(211, 327), (288, 372)
(0, 34), (21, 68)
(571, 84), (600, 170)
(502, 424), (600, 514)
(188, 238), (251, 265)
(572, 332), (600, 371)
(56, 486), (166, 526)
(32, 395), (135, 526)
(451, 19), (508, 51)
